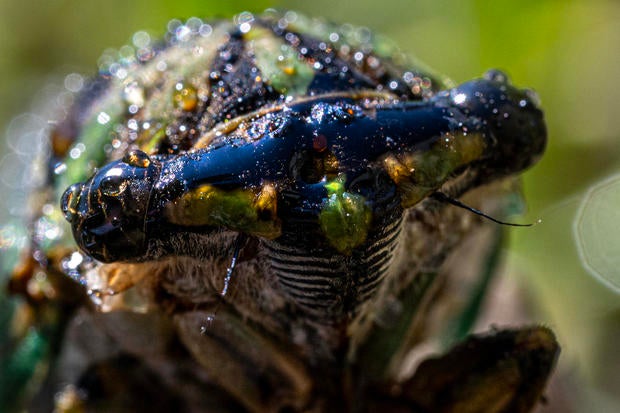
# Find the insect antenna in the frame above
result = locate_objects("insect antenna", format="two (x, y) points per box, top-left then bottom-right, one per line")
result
(221, 233), (247, 297)
(431, 191), (539, 227)
(203, 233), (248, 331)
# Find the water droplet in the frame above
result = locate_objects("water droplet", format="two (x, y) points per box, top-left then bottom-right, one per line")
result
(173, 82), (198, 111)
(453, 92), (467, 105)
(175, 25), (192, 42)
(484, 69), (509, 84)
(65, 252), (84, 270)
(525, 89), (541, 108)
(199, 24), (213, 37)
(41, 204), (54, 216)
(284, 10), (298, 23)
(355, 27), (372, 44)
(122, 150), (151, 168)
(61, 183), (82, 221)
(0, 223), (27, 251)
(97, 111), (111, 125)
(239, 22), (251, 33)
(87, 289), (103, 307)
(127, 119), (139, 131)
(200, 315), (216, 334)
(156, 60), (167, 71)
(119, 45), (135, 61)
(236, 12), (254, 34)
(64, 73), (84, 93)
(132, 31), (151, 48)
(167, 19), (183, 35)
(123, 82), (145, 108)
(69, 147), (81, 159)
(114, 66), (128, 80)
(6, 113), (47, 156)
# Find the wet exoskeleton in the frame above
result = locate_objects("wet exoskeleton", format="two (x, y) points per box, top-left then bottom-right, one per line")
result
(3, 11), (557, 413)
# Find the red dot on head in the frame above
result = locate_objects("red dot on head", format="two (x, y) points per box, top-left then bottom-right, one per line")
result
(313, 134), (327, 152)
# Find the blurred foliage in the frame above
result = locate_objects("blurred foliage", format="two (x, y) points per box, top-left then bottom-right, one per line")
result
(1, 0), (619, 411)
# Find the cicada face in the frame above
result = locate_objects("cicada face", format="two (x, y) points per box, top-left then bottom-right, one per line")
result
(2, 10), (556, 413)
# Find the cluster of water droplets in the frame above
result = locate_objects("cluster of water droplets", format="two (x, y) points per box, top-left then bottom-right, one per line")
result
(96, 15), (217, 83)
(52, 15), (220, 172)
(59, 249), (110, 305)
(268, 9), (436, 98)
(1, 16), (207, 273)
(0, 77), (79, 272)
(97, 30), (155, 79)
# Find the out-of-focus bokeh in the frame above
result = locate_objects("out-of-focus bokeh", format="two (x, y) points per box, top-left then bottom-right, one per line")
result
(1, 0), (618, 411)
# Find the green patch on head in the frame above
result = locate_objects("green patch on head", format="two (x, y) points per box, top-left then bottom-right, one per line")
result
(384, 132), (486, 208)
(137, 125), (167, 154)
(319, 176), (372, 254)
(244, 26), (314, 96)
(165, 184), (280, 238)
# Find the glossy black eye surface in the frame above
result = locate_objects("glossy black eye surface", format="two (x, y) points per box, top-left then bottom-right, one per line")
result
(443, 72), (546, 178)
(63, 157), (161, 262)
(61, 183), (83, 223)
(99, 174), (127, 197)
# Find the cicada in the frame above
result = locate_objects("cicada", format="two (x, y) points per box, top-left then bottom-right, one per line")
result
(1, 10), (557, 413)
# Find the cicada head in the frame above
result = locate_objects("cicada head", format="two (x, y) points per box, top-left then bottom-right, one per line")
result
(61, 150), (160, 262)
(448, 70), (546, 180)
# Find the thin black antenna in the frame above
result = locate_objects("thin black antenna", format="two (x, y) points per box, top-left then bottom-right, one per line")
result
(221, 233), (247, 297)
(431, 192), (538, 227)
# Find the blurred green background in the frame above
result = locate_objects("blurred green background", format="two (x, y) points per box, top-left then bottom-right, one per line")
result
(1, 0), (619, 411)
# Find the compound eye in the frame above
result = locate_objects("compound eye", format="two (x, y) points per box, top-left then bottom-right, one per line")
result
(99, 174), (127, 197)
(122, 150), (151, 168)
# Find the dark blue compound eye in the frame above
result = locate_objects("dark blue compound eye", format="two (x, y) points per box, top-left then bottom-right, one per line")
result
(443, 72), (546, 177)
(62, 155), (162, 262)
(99, 174), (127, 197)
